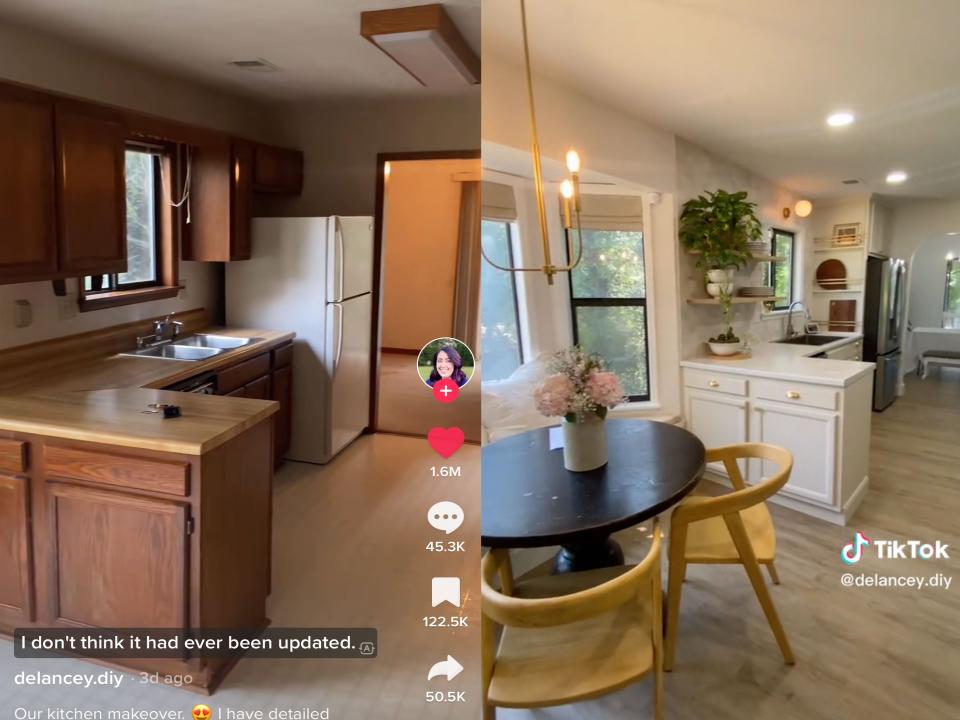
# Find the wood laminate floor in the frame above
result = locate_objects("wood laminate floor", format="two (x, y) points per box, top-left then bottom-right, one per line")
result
(377, 351), (482, 443)
(497, 370), (960, 720)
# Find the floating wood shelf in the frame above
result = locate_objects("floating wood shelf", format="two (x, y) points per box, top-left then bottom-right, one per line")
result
(686, 250), (788, 262)
(687, 297), (786, 305)
(813, 289), (863, 295)
(813, 245), (865, 253)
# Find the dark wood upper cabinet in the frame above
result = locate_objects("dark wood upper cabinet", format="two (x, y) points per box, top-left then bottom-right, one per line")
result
(231, 141), (254, 261)
(185, 139), (253, 262)
(253, 143), (303, 195)
(55, 101), (127, 275)
(0, 86), (58, 284)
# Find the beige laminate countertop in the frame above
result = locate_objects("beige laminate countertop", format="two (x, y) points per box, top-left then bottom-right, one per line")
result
(681, 333), (875, 387)
(0, 327), (294, 395)
(0, 326), (295, 454)
(0, 388), (278, 455)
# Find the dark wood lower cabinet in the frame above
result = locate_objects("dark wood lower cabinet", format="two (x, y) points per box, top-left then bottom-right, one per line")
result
(271, 364), (293, 465)
(50, 483), (188, 629)
(0, 419), (273, 693)
(0, 472), (34, 625)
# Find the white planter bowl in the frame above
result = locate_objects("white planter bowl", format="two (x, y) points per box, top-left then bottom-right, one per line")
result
(708, 341), (742, 356)
(706, 282), (734, 297)
(706, 268), (733, 283)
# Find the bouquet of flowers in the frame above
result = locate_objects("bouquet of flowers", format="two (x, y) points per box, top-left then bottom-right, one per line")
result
(533, 346), (625, 422)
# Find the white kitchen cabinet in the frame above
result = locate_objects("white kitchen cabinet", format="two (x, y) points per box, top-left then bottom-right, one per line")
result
(680, 354), (873, 525)
(749, 400), (837, 505)
(685, 388), (748, 479)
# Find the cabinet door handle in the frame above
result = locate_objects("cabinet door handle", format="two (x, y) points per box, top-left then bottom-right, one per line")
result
(708, 380), (720, 388)
(786, 391), (801, 400)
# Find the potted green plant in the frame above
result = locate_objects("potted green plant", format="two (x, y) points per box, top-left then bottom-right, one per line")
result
(679, 189), (760, 294)
(707, 285), (741, 355)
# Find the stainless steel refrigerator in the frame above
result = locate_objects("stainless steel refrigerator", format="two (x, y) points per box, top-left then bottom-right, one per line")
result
(225, 216), (374, 463)
(863, 254), (907, 411)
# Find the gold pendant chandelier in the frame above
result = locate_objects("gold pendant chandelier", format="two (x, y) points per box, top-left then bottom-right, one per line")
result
(481, 0), (584, 285)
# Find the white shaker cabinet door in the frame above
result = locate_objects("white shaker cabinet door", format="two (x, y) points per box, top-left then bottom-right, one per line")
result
(685, 389), (749, 480)
(750, 400), (837, 506)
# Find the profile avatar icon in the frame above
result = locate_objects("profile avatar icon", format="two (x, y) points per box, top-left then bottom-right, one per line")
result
(417, 338), (475, 390)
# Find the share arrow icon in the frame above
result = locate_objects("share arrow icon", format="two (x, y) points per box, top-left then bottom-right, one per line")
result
(427, 655), (464, 681)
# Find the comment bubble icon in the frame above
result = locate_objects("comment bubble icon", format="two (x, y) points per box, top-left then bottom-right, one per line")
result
(428, 501), (464, 534)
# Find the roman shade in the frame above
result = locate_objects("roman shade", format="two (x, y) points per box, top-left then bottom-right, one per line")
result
(482, 181), (518, 221)
(564, 194), (644, 231)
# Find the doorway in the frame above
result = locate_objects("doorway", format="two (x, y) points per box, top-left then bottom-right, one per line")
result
(369, 150), (482, 441)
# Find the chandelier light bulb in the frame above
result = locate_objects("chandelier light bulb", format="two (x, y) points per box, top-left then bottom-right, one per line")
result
(566, 149), (581, 174)
(560, 179), (574, 199)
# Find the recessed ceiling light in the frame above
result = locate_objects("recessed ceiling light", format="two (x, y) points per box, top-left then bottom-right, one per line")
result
(827, 111), (855, 127)
(886, 170), (908, 184)
(947, 232), (959, 236)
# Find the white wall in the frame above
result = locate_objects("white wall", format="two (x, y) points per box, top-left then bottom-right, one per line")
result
(0, 21), (277, 351)
(887, 198), (960, 370)
(676, 138), (808, 358)
(260, 93), (481, 218)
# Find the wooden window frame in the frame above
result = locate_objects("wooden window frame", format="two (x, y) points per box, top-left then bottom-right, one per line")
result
(79, 140), (181, 312)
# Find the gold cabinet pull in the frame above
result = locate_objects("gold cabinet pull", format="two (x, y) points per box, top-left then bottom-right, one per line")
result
(786, 391), (801, 400)
(707, 380), (720, 388)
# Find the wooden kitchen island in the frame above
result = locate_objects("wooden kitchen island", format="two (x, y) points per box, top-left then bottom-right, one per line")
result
(0, 387), (277, 693)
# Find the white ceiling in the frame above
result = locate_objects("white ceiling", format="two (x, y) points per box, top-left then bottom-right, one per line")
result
(0, 0), (480, 101)
(483, 0), (960, 200)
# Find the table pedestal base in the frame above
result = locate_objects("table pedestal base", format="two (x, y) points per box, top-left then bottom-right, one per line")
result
(553, 536), (624, 574)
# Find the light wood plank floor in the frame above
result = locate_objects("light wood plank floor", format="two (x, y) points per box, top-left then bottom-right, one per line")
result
(377, 351), (482, 443)
(498, 371), (960, 719)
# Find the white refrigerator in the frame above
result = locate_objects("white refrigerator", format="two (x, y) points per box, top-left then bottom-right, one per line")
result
(226, 216), (374, 464)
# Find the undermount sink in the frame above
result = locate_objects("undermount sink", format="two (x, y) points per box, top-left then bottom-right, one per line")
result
(128, 344), (225, 361)
(177, 334), (263, 349)
(775, 335), (839, 346)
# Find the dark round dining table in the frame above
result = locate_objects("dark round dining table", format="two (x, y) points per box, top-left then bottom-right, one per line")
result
(482, 419), (706, 573)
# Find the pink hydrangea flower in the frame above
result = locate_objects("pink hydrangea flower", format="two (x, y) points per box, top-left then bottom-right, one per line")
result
(586, 371), (624, 409)
(533, 373), (573, 417)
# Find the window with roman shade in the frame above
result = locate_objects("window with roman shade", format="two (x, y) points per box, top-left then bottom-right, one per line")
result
(565, 194), (650, 401)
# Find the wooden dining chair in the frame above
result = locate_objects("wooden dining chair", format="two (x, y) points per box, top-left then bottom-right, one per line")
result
(664, 443), (795, 671)
(481, 519), (663, 719)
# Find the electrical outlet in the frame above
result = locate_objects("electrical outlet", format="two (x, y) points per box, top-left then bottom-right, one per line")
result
(58, 295), (78, 321)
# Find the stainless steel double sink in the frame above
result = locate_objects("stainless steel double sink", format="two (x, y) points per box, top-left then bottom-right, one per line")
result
(121, 334), (264, 361)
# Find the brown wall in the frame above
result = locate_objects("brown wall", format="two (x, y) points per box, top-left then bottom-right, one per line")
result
(381, 158), (477, 351)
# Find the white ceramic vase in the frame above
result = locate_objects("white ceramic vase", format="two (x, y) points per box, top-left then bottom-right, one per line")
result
(562, 415), (608, 472)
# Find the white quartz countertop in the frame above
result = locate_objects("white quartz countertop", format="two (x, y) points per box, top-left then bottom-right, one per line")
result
(680, 333), (875, 387)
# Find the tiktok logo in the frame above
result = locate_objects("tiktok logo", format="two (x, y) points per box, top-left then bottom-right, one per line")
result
(841, 531), (872, 564)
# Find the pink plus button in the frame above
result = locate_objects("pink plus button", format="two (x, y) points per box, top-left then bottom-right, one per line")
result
(433, 379), (459, 404)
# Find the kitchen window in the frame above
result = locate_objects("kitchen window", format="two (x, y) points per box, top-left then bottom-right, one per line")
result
(480, 219), (524, 380)
(765, 228), (796, 311)
(568, 226), (650, 402)
(943, 258), (960, 327)
(81, 143), (181, 311)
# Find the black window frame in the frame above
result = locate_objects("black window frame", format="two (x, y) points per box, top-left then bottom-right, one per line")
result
(566, 228), (651, 403)
(944, 258), (960, 315)
(480, 218), (525, 375)
(767, 227), (797, 311)
(85, 145), (164, 295)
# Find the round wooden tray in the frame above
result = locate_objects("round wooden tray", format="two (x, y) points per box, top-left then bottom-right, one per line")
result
(816, 258), (847, 289)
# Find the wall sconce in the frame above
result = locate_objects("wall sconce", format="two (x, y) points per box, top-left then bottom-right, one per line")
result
(795, 199), (813, 217)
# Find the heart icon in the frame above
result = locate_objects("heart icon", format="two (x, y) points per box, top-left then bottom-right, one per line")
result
(427, 427), (465, 458)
